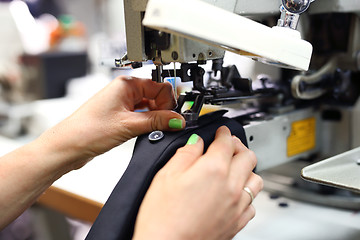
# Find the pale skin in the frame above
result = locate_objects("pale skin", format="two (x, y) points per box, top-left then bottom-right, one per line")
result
(0, 76), (263, 239)
(134, 127), (263, 240)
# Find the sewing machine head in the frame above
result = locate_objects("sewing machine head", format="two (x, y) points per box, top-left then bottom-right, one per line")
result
(123, 0), (313, 72)
(121, 0), (360, 124)
(121, 0), (318, 124)
(121, 0), (360, 195)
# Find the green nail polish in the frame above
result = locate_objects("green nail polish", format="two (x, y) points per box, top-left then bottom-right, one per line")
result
(186, 134), (199, 145)
(169, 118), (183, 129)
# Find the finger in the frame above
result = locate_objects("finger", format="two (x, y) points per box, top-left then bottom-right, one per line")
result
(237, 205), (256, 231)
(240, 173), (263, 206)
(228, 144), (257, 189)
(134, 99), (166, 112)
(134, 99), (151, 110)
(203, 126), (236, 167)
(124, 110), (185, 137)
(232, 135), (249, 155)
(164, 134), (204, 173)
(132, 78), (176, 110)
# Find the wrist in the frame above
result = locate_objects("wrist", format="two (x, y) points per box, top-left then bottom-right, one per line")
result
(35, 120), (93, 175)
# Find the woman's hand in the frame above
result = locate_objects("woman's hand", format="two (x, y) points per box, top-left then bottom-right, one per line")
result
(0, 76), (185, 229)
(133, 126), (263, 240)
(37, 76), (185, 169)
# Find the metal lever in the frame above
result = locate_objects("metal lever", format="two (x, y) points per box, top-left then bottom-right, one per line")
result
(277, 0), (314, 30)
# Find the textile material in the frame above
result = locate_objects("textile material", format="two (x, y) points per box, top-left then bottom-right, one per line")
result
(86, 111), (248, 240)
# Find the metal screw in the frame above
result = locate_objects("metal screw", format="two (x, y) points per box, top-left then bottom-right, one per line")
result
(172, 51), (179, 60)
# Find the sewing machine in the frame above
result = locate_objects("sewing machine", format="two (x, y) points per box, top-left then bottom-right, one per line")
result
(120, 0), (360, 208)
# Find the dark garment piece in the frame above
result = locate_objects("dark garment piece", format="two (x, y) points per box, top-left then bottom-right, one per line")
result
(86, 111), (247, 240)
(0, 210), (34, 240)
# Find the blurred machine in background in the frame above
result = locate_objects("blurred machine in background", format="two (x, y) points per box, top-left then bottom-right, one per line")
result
(121, 0), (360, 209)
(0, 1), (88, 138)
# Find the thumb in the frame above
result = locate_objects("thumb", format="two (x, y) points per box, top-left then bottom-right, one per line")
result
(127, 110), (185, 137)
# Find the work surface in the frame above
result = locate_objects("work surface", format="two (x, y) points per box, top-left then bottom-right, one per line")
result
(235, 191), (360, 240)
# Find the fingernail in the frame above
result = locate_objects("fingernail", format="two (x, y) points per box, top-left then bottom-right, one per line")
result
(169, 118), (183, 129)
(186, 134), (199, 145)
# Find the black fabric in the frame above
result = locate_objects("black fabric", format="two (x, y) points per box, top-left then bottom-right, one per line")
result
(85, 111), (247, 240)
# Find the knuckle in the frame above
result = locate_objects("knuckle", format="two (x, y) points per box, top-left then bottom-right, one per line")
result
(179, 150), (193, 160)
(149, 112), (160, 131)
(256, 174), (264, 190)
(237, 205), (256, 231)
(115, 75), (124, 81)
(250, 173), (264, 193)
(163, 81), (173, 91)
(155, 168), (168, 180)
(175, 146), (190, 155)
(228, 184), (242, 203)
(246, 150), (257, 167)
(174, 146), (198, 160)
(206, 161), (228, 178)
(248, 205), (256, 220)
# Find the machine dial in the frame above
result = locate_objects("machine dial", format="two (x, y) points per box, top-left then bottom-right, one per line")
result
(282, 0), (312, 14)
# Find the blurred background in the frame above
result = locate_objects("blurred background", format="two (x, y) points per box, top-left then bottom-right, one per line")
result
(0, 1), (128, 239)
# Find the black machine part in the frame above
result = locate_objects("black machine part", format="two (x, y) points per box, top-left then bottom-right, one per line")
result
(164, 62), (279, 125)
(85, 110), (248, 240)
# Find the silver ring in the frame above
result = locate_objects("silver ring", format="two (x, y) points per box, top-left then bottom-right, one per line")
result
(243, 186), (254, 203)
